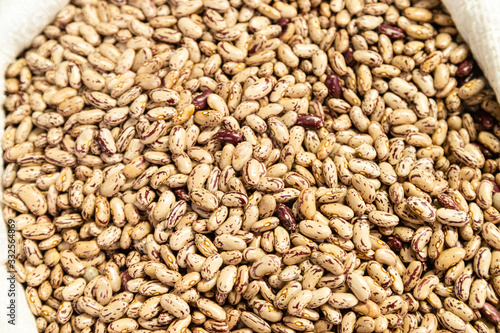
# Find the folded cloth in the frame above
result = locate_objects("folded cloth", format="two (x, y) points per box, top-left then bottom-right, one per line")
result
(443, 0), (500, 117)
(0, 0), (68, 328)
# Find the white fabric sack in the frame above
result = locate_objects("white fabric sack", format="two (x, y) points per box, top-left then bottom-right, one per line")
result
(0, 1), (68, 330)
(443, 0), (500, 106)
(0, 0), (500, 331)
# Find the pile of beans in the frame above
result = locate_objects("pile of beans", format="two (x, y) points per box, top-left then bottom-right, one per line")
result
(6, 0), (500, 332)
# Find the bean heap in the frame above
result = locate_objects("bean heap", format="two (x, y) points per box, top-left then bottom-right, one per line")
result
(5, 0), (500, 332)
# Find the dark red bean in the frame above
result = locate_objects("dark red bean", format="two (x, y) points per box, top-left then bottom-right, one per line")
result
(344, 49), (355, 67)
(472, 143), (494, 158)
(295, 114), (324, 130)
(459, 66), (482, 86)
(325, 74), (343, 98)
(480, 303), (500, 324)
(174, 188), (191, 202)
(276, 204), (297, 231)
(216, 129), (243, 144)
(386, 236), (402, 252)
(456, 59), (473, 77)
(378, 25), (405, 39)
(437, 193), (461, 211)
(457, 76), (469, 87)
(276, 18), (290, 27)
(479, 111), (496, 130)
(192, 89), (213, 110)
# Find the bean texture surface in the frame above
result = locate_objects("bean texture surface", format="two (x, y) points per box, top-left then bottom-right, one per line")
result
(5, 0), (500, 333)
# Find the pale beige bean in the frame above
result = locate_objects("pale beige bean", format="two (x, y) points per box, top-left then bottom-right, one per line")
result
(298, 219), (332, 240)
(160, 294), (190, 318)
